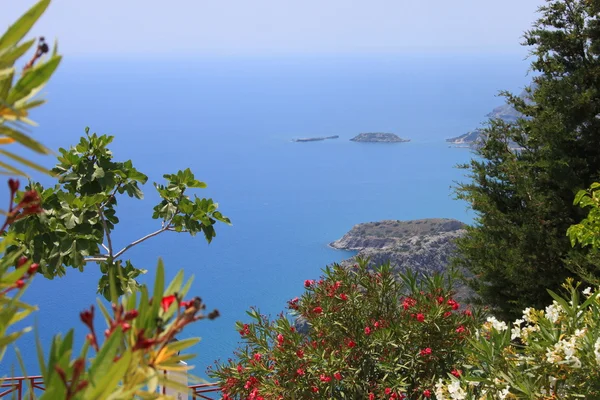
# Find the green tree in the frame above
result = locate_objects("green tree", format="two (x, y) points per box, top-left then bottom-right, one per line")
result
(6, 129), (231, 298)
(454, 0), (600, 319)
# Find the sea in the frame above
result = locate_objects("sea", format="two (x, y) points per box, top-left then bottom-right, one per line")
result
(1, 53), (531, 379)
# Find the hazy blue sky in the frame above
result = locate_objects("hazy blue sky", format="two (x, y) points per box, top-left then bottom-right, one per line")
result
(5, 0), (546, 56)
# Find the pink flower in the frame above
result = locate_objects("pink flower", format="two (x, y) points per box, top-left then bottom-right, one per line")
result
(385, 387), (392, 395)
(296, 368), (305, 375)
(304, 280), (315, 288)
(369, 394), (375, 400)
(451, 369), (462, 377)
(456, 325), (466, 334)
(320, 374), (331, 382)
(423, 389), (431, 398)
(277, 333), (284, 346)
(334, 372), (342, 380)
(416, 313), (425, 322)
(364, 326), (371, 335)
(253, 353), (262, 361)
(420, 347), (432, 357)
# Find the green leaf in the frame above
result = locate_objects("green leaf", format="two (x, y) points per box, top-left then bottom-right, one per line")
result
(0, 0), (50, 52)
(0, 125), (51, 154)
(0, 38), (35, 68)
(7, 55), (62, 104)
(87, 328), (124, 396)
(0, 148), (50, 174)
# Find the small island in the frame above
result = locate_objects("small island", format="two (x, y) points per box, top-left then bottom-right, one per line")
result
(293, 135), (339, 143)
(350, 132), (410, 143)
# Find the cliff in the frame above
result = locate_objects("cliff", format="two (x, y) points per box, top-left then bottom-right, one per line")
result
(330, 218), (473, 299)
(350, 133), (410, 143)
(447, 85), (535, 148)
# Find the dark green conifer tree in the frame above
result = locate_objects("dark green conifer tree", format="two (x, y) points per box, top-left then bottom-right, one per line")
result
(455, 0), (600, 318)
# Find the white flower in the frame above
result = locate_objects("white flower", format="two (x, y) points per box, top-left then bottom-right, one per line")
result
(544, 301), (562, 324)
(498, 385), (510, 399)
(434, 379), (447, 400)
(486, 316), (508, 332)
(511, 318), (524, 340)
(447, 379), (467, 400)
(583, 287), (592, 296)
(523, 307), (536, 323)
(594, 337), (600, 365)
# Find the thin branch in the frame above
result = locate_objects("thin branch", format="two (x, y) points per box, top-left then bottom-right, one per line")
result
(83, 257), (108, 263)
(97, 205), (113, 259)
(101, 243), (109, 253)
(113, 226), (168, 259)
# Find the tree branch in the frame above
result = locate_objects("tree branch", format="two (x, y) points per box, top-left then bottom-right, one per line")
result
(83, 257), (108, 263)
(97, 205), (113, 259)
(113, 226), (169, 259)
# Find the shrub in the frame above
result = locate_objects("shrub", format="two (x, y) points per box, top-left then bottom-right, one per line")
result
(435, 280), (600, 399)
(210, 259), (483, 399)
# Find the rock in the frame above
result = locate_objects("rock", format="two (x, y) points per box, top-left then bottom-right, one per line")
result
(350, 133), (410, 143)
(330, 218), (474, 300)
(293, 135), (339, 142)
(447, 85), (535, 148)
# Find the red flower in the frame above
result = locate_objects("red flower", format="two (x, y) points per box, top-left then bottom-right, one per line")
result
(456, 325), (466, 334)
(369, 393), (375, 400)
(451, 369), (462, 377)
(423, 389), (431, 398)
(80, 306), (95, 331)
(161, 295), (177, 312)
(437, 296), (445, 304)
(334, 372), (342, 380)
(304, 280), (315, 288)
(340, 293), (348, 301)
(296, 349), (304, 358)
(237, 364), (243, 373)
(313, 306), (323, 314)
(296, 368), (305, 375)
(346, 339), (356, 348)
(253, 353), (262, 361)
(364, 326), (371, 335)
(385, 388), (392, 395)
(239, 324), (250, 336)
(444, 311), (452, 318)
(320, 374), (331, 382)
(420, 347), (432, 357)
(311, 387), (319, 393)
(447, 299), (460, 310)
(416, 313), (425, 322)
(464, 309), (473, 317)
(15, 279), (25, 289)
(277, 333), (284, 346)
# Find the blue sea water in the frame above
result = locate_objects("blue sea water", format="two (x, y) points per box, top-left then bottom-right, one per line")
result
(1, 53), (531, 379)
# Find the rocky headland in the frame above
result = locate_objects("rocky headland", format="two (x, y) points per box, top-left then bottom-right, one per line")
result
(330, 218), (473, 299)
(446, 85), (535, 149)
(350, 133), (410, 143)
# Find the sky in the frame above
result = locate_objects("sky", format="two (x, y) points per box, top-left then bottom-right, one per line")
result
(3, 0), (547, 57)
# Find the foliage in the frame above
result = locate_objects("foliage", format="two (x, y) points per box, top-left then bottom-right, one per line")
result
(435, 280), (600, 399)
(453, 0), (600, 319)
(0, 179), (42, 363)
(567, 182), (600, 285)
(34, 260), (218, 400)
(6, 129), (231, 298)
(0, 0), (61, 177)
(210, 259), (483, 400)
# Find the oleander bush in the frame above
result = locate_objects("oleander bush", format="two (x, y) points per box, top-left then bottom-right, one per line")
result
(210, 260), (484, 400)
(435, 280), (600, 399)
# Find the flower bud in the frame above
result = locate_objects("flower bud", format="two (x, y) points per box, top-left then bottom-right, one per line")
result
(8, 179), (19, 193)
